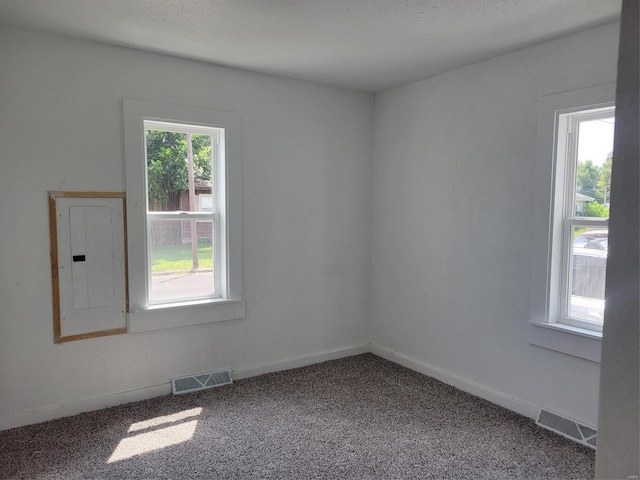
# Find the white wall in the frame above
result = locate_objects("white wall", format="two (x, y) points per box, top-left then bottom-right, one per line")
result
(371, 23), (620, 427)
(0, 26), (373, 429)
(0, 20), (625, 434)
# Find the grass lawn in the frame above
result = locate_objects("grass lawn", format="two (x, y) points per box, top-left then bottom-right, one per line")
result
(151, 243), (213, 272)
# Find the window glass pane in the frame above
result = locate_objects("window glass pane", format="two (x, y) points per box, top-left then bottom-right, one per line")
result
(145, 130), (213, 212)
(574, 117), (614, 218)
(149, 219), (214, 303)
(568, 225), (608, 324)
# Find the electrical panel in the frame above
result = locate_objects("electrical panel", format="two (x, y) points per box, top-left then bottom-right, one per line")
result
(49, 193), (127, 342)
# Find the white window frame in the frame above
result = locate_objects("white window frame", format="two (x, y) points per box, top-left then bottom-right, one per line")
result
(123, 99), (244, 332)
(529, 83), (615, 362)
(556, 108), (613, 333)
(144, 120), (222, 304)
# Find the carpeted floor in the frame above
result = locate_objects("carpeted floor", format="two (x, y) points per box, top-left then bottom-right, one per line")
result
(0, 354), (594, 479)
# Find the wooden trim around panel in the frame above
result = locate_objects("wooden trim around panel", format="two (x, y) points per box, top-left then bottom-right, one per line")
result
(56, 327), (128, 344)
(49, 191), (127, 199)
(49, 194), (62, 343)
(49, 191), (128, 344)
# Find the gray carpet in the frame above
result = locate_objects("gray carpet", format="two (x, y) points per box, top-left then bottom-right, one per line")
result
(0, 354), (594, 479)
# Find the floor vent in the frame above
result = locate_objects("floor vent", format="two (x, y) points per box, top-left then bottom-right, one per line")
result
(172, 369), (233, 395)
(536, 409), (596, 449)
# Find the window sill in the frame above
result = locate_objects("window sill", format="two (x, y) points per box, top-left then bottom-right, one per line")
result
(528, 321), (601, 363)
(128, 298), (245, 333)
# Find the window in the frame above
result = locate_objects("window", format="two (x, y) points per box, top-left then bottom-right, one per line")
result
(529, 83), (616, 362)
(555, 107), (615, 332)
(124, 99), (244, 332)
(144, 121), (222, 304)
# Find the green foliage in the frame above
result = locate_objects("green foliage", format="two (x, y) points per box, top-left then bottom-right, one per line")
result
(582, 201), (609, 218)
(576, 160), (603, 203)
(597, 153), (612, 205)
(145, 131), (212, 210)
(576, 152), (613, 209)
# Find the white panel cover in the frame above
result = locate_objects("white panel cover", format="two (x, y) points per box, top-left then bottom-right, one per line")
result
(56, 197), (126, 337)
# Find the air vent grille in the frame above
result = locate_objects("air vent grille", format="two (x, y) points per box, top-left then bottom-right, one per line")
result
(536, 409), (596, 449)
(172, 369), (232, 395)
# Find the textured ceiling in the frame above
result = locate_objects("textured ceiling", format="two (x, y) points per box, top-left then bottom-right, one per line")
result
(0, 0), (621, 92)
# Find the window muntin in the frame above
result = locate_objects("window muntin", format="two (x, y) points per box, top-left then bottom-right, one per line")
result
(556, 107), (615, 332)
(143, 120), (224, 305)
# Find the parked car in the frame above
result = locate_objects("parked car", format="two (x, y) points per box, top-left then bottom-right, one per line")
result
(573, 230), (608, 300)
(574, 230), (608, 250)
(574, 230), (608, 261)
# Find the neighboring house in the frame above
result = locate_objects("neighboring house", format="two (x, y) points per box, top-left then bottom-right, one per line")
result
(575, 192), (594, 214)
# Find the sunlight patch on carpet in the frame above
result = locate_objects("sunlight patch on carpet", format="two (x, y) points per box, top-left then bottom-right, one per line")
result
(108, 412), (200, 463)
(128, 407), (202, 433)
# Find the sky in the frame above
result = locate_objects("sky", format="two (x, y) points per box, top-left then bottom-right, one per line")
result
(577, 117), (615, 167)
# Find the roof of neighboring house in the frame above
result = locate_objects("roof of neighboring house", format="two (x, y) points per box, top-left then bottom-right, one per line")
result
(576, 193), (595, 202)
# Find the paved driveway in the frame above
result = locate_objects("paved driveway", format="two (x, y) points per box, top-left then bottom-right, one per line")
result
(151, 271), (212, 302)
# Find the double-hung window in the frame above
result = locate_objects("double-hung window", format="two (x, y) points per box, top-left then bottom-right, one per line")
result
(530, 83), (615, 361)
(124, 99), (244, 332)
(143, 121), (222, 304)
(556, 107), (615, 332)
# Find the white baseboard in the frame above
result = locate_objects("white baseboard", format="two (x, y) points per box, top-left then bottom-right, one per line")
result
(369, 343), (538, 420)
(0, 344), (369, 431)
(232, 344), (370, 379)
(0, 343), (536, 432)
(0, 384), (172, 432)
